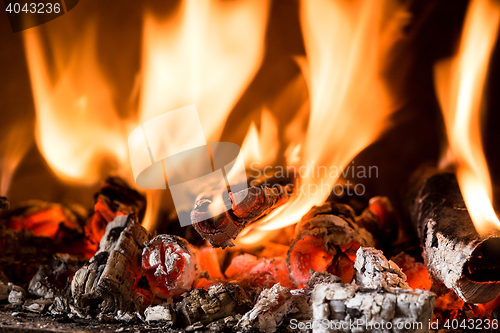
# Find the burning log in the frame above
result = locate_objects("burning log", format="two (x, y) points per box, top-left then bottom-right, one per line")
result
(236, 283), (299, 333)
(311, 283), (436, 333)
(71, 214), (151, 315)
(191, 185), (292, 248)
(286, 202), (375, 286)
(142, 234), (199, 299)
(409, 171), (500, 303)
(176, 282), (253, 326)
(85, 177), (146, 251)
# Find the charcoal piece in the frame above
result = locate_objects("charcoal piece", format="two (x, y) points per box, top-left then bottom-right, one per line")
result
(0, 196), (10, 210)
(354, 247), (410, 290)
(176, 282), (253, 326)
(7, 283), (26, 305)
(307, 271), (342, 288)
(236, 283), (298, 333)
(71, 214), (151, 315)
(85, 177), (146, 248)
(287, 202), (375, 286)
(144, 302), (176, 325)
(22, 298), (53, 313)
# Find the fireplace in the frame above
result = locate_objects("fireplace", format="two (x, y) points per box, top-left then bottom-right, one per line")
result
(2, 0), (500, 332)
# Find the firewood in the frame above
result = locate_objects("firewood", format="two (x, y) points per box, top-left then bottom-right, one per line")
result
(354, 247), (410, 290)
(236, 283), (299, 333)
(84, 177), (146, 251)
(409, 171), (500, 303)
(176, 282), (253, 326)
(286, 202), (375, 286)
(71, 214), (151, 315)
(312, 283), (436, 333)
(142, 234), (199, 299)
(191, 185), (292, 249)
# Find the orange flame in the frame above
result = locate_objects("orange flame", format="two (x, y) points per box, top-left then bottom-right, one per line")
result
(237, 0), (405, 244)
(0, 122), (33, 196)
(140, 0), (270, 141)
(23, 25), (132, 185)
(435, 0), (500, 234)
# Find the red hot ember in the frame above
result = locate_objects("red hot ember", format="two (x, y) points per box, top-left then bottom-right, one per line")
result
(142, 235), (199, 299)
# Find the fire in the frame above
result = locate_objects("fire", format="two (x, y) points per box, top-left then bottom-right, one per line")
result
(23, 25), (131, 185)
(238, 0), (406, 243)
(0, 121), (33, 196)
(23, 1), (270, 230)
(139, 0), (270, 142)
(435, 0), (500, 234)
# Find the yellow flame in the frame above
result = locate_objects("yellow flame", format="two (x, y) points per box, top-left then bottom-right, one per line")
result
(236, 0), (405, 244)
(23, 25), (131, 185)
(140, 0), (270, 141)
(435, 0), (500, 234)
(239, 108), (279, 169)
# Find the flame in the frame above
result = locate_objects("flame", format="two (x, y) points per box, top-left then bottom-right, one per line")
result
(435, 0), (500, 234)
(0, 122), (33, 196)
(140, 0), (270, 141)
(239, 108), (279, 171)
(237, 0), (405, 243)
(23, 25), (131, 185)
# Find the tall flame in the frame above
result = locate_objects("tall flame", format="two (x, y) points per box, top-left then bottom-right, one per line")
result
(140, 0), (270, 141)
(23, 25), (131, 184)
(237, 0), (405, 244)
(435, 0), (500, 234)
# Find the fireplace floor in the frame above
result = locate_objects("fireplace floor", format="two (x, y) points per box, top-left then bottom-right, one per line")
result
(0, 307), (179, 333)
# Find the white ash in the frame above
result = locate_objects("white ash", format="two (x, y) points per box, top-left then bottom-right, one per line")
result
(144, 303), (176, 325)
(7, 283), (26, 306)
(237, 283), (298, 333)
(354, 247), (410, 290)
(312, 283), (436, 333)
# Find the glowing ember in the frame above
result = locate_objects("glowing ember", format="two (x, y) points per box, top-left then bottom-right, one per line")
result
(435, 0), (500, 234)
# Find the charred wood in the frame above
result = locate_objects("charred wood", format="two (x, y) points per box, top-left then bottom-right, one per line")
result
(354, 247), (410, 290)
(236, 283), (299, 333)
(71, 214), (151, 315)
(191, 185), (292, 249)
(312, 283), (435, 333)
(176, 282), (253, 326)
(85, 177), (146, 251)
(286, 202), (375, 286)
(409, 171), (500, 303)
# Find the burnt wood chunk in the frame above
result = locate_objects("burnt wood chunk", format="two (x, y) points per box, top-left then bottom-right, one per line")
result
(354, 247), (410, 290)
(286, 202), (375, 286)
(312, 283), (436, 333)
(71, 214), (150, 315)
(176, 282), (253, 326)
(236, 283), (299, 333)
(409, 171), (500, 303)
(191, 185), (292, 249)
